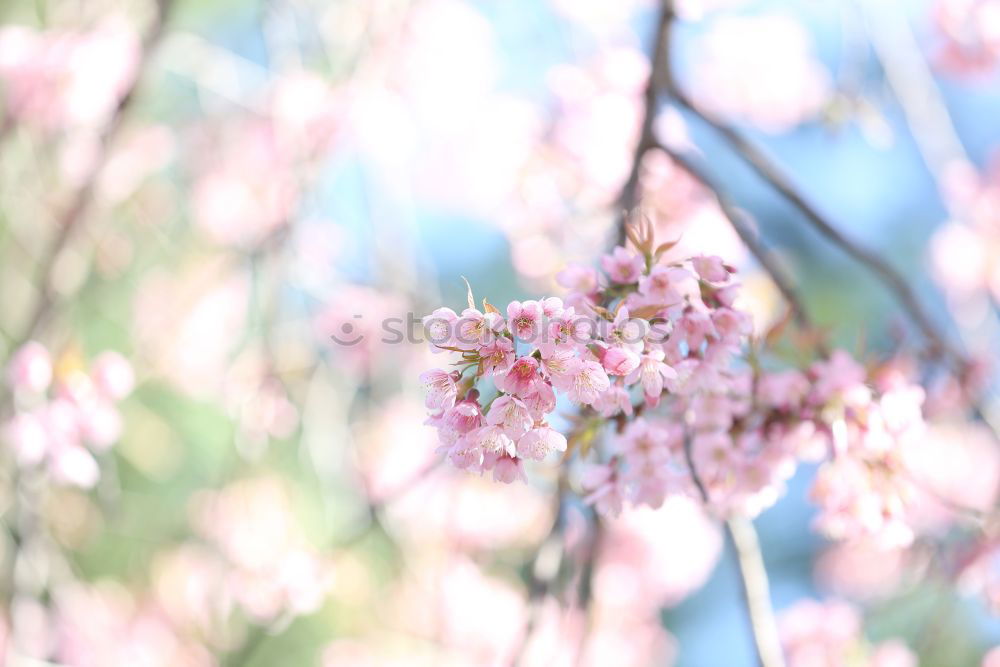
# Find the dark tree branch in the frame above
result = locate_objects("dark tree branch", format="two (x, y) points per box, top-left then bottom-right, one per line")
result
(614, 1), (675, 245)
(0, 0), (175, 619)
(656, 143), (813, 330)
(663, 80), (965, 369)
(10, 0), (175, 352)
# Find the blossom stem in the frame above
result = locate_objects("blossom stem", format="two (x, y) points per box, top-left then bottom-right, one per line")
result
(724, 516), (786, 667)
(683, 433), (784, 667)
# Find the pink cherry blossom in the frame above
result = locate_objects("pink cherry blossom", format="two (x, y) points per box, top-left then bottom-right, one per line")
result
(419, 369), (459, 411)
(506, 300), (543, 340)
(447, 435), (484, 470)
(495, 356), (542, 397)
(556, 263), (599, 294)
(538, 296), (565, 319)
(422, 307), (459, 350)
(516, 426), (567, 461)
(490, 453), (527, 484)
(626, 349), (678, 405)
(542, 310), (593, 352)
(521, 381), (557, 417)
(567, 360), (611, 405)
(673, 309), (718, 350)
(691, 255), (730, 283)
(486, 395), (534, 440)
(445, 396), (485, 434)
(480, 337), (516, 376)
(599, 345), (641, 376)
(638, 265), (690, 306)
(601, 247), (645, 284)
(470, 424), (516, 458)
(455, 308), (505, 349)
(712, 307), (752, 344)
(593, 384), (634, 418)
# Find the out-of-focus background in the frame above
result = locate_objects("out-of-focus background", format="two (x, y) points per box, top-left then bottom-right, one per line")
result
(2, 0), (1000, 664)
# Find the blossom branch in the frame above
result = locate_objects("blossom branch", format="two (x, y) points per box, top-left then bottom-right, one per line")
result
(615, 0), (675, 245)
(665, 79), (965, 369)
(651, 2), (962, 369)
(855, 1), (1000, 436)
(618, 1), (815, 333)
(0, 0), (173, 619)
(10, 0), (174, 350)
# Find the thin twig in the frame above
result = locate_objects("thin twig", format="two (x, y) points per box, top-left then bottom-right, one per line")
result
(724, 515), (787, 667)
(513, 484), (568, 666)
(657, 143), (813, 330)
(0, 115), (14, 148)
(614, 0), (675, 246)
(856, 0), (968, 192)
(855, 0), (1000, 437)
(572, 515), (603, 665)
(683, 433), (785, 667)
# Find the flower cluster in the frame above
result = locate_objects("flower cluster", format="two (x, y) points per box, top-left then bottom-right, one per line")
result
(2, 341), (134, 488)
(421, 219), (928, 547)
(420, 217), (749, 484)
(807, 356), (926, 547)
(583, 347), (925, 547)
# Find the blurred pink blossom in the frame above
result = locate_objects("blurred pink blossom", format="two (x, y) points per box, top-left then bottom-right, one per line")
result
(0, 18), (139, 131)
(814, 540), (907, 602)
(2, 343), (133, 488)
(388, 556), (526, 664)
(134, 266), (248, 397)
(688, 15), (831, 132)
(6, 340), (52, 394)
(596, 498), (722, 612)
(779, 598), (916, 666)
(53, 582), (212, 667)
(189, 476), (334, 623)
(932, 0), (1000, 74)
